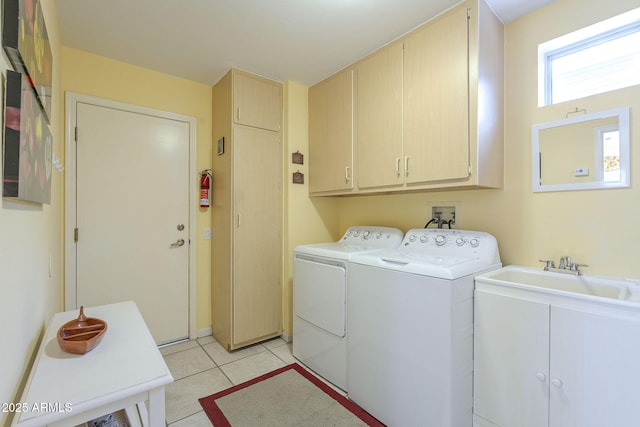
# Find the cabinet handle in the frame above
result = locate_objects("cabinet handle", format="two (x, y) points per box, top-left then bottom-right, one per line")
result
(551, 378), (563, 388)
(237, 107), (241, 121)
(396, 157), (401, 176)
(404, 156), (410, 176)
(236, 213), (241, 228)
(535, 372), (547, 382)
(345, 166), (351, 182)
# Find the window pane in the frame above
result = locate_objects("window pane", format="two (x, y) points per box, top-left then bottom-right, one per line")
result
(550, 30), (640, 104)
(602, 130), (620, 182)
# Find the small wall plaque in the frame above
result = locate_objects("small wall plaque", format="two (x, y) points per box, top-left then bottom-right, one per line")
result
(293, 171), (304, 184)
(217, 137), (225, 155)
(292, 151), (303, 165)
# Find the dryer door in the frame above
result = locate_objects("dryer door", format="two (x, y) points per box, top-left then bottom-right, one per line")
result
(293, 257), (346, 337)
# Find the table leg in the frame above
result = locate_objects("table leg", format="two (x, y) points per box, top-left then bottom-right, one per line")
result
(147, 387), (166, 426)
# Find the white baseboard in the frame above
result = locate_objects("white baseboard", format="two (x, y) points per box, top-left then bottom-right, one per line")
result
(280, 331), (292, 343)
(197, 326), (212, 338)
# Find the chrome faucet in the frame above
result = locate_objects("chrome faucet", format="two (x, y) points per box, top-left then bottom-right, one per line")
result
(539, 256), (588, 275)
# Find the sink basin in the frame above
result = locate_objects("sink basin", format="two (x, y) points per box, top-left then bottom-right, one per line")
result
(476, 265), (640, 302)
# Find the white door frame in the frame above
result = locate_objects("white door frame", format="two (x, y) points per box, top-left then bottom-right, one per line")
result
(64, 92), (197, 340)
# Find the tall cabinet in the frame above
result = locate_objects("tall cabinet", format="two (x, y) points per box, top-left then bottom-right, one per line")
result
(211, 69), (283, 350)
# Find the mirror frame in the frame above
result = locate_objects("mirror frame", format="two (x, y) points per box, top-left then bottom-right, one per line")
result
(532, 106), (630, 193)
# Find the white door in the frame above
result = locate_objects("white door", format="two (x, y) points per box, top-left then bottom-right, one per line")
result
(473, 291), (550, 427)
(550, 307), (640, 427)
(68, 96), (193, 345)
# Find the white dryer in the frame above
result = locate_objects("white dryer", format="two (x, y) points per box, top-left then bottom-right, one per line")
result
(347, 228), (501, 427)
(293, 226), (403, 391)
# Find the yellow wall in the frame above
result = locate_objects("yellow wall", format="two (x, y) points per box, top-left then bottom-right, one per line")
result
(283, 81), (338, 335)
(337, 0), (640, 278)
(60, 47), (214, 332)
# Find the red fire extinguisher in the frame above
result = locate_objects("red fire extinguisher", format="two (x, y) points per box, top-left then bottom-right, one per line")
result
(200, 170), (211, 208)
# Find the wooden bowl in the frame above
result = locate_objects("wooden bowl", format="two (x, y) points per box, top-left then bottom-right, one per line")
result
(57, 306), (108, 354)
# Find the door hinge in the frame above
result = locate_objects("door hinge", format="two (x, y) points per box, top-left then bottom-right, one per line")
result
(74, 227), (79, 242)
(74, 126), (78, 142)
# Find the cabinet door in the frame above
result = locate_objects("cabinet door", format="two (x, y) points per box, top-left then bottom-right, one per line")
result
(403, 4), (470, 184)
(233, 71), (282, 132)
(232, 125), (282, 345)
(474, 291), (549, 427)
(309, 69), (354, 193)
(550, 307), (640, 427)
(355, 43), (403, 189)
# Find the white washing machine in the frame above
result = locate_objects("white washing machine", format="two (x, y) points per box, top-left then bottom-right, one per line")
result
(347, 228), (501, 427)
(293, 226), (403, 391)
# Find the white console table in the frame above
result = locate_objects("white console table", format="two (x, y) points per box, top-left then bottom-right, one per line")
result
(11, 301), (173, 427)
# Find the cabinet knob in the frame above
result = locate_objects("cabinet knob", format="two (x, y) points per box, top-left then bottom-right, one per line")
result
(535, 372), (547, 382)
(551, 378), (563, 388)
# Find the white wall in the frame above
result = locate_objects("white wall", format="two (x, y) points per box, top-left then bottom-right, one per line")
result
(0, 2), (62, 425)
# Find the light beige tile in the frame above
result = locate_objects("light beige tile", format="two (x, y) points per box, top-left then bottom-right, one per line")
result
(262, 336), (288, 349)
(201, 340), (265, 366)
(168, 410), (212, 427)
(160, 339), (199, 356)
(196, 335), (215, 345)
(165, 368), (232, 424)
(220, 350), (286, 385)
(163, 346), (216, 380)
(270, 342), (295, 364)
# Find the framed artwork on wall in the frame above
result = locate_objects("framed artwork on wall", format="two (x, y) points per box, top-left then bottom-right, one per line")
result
(2, 0), (53, 122)
(2, 69), (52, 204)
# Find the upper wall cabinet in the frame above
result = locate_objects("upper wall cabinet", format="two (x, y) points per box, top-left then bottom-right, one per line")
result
(308, 0), (504, 195)
(403, 4), (471, 185)
(355, 42), (404, 190)
(233, 69), (283, 132)
(309, 68), (354, 194)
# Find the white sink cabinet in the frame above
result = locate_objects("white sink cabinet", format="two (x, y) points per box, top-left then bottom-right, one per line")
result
(474, 268), (640, 427)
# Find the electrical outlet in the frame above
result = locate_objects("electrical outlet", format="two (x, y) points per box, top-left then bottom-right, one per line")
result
(574, 167), (589, 177)
(203, 228), (211, 240)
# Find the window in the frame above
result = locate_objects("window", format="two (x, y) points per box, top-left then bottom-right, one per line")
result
(595, 124), (621, 183)
(539, 8), (640, 106)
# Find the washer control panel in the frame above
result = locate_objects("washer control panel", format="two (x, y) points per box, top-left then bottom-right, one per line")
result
(401, 228), (495, 257)
(341, 226), (404, 249)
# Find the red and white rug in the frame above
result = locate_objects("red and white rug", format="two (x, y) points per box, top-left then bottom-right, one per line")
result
(199, 363), (384, 426)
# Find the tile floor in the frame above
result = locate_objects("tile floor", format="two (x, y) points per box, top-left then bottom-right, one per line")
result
(160, 335), (298, 426)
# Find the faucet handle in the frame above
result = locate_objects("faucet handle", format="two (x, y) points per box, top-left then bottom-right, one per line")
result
(570, 263), (588, 272)
(538, 259), (555, 270)
(558, 256), (569, 269)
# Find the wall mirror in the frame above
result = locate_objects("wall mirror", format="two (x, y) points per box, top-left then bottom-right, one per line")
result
(532, 106), (630, 192)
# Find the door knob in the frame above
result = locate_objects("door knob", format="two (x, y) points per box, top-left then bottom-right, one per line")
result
(170, 238), (185, 248)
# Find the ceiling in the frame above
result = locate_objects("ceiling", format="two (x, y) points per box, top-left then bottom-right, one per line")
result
(56, 0), (556, 87)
